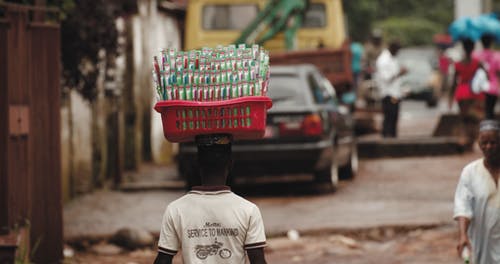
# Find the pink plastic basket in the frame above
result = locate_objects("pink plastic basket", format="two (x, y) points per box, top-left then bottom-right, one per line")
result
(154, 96), (273, 143)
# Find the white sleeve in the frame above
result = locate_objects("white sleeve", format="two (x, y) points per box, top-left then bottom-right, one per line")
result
(244, 205), (267, 250)
(453, 168), (474, 220)
(376, 55), (395, 82)
(158, 205), (180, 255)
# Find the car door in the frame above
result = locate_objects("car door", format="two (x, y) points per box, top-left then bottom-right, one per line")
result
(313, 71), (354, 166)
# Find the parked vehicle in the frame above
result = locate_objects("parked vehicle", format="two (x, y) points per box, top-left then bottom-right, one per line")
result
(177, 65), (358, 190)
(397, 47), (441, 107)
(184, 0), (353, 95)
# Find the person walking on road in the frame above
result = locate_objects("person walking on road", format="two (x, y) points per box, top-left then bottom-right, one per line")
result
(363, 29), (384, 80)
(449, 38), (485, 149)
(154, 134), (267, 264)
(473, 34), (500, 119)
(374, 40), (408, 138)
(454, 120), (500, 264)
(351, 41), (364, 93)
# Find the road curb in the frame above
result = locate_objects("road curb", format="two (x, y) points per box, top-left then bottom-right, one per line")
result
(266, 221), (453, 238)
(64, 221), (454, 247)
(119, 180), (185, 192)
(357, 136), (464, 158)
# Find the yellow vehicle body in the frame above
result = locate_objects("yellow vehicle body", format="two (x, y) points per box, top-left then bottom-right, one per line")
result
(184, 0), (347, 51)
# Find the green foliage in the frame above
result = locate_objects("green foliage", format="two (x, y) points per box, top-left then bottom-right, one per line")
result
(343, 0), (378, 42)
(3, 0), (135, 101)
(343, 0), (454, 45)
(59, 0), (119, 100)
(50, 0), (135, 101)
(375, 17), (445, 46)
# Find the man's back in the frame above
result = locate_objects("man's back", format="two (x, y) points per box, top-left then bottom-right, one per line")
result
(158, 186), (266, 264)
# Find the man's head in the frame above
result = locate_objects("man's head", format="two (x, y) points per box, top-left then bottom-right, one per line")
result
(478, 120), (500, 163)
(371, 29), (383, 46)
(388, 40), (401, 56)
(461, 38), (475, 56)
(196, 134), (233, 185)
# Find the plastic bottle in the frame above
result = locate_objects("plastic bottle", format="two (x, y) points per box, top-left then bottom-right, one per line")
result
(461, 247), (470, 264)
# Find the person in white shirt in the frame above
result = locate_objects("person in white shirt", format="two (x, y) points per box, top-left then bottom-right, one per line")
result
(375, 40), (408, 137)
(454, 120), (500, 264)
(154, 134), (267, 264)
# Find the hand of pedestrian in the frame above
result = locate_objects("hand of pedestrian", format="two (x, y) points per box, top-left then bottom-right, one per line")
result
(399, 67), (408, 76)
(456, 234), (471, 258)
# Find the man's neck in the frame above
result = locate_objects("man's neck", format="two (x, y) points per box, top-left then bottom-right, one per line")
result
(485, 157), (500, 172)
(201, 173), (227, 186)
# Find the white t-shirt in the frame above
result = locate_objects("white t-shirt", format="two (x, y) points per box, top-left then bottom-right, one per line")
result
(375, 49), (404, 99)
(454, 159), (500, 264)
(158, 186), (267, 264)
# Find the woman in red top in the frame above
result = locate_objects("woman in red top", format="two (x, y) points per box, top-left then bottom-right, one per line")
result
(449, 38), (485, 149)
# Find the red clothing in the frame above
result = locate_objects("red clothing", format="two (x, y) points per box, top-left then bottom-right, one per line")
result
(439, 55), (451, 75)
(454, 59), (485, 101)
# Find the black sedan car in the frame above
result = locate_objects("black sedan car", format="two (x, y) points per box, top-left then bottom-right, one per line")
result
(177, 64), (357, 190)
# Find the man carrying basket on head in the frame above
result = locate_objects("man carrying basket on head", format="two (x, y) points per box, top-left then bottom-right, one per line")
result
(153, 134), (267, 264)
(153, 44), (270, 264)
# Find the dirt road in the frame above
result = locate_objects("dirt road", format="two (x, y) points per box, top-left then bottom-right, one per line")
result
(65, 147), (480, 263)
(69, 225), (459, 263)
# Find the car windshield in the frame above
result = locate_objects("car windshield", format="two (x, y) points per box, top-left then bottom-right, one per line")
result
(268, 74), (306, 105)
(202, 4), (259, 30)
(398, 58), (432, 86)
(399, 58), (432, 76)
(302, 3), (326, 28)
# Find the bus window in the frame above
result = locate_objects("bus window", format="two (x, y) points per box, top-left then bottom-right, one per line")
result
(302, 3), (326, 28)
(202, 4), (259, 30)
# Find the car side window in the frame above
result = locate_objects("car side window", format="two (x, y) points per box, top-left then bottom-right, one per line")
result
(308, 72), (335, 104)
(320, 76), (338, 106)
(308, 73), (326, 103)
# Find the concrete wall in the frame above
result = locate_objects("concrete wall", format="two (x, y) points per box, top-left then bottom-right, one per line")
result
(61, 91), (93, 201)
(454, 0), (492, 18)
(60, 0), (182, 200)
(133, 0), (181, 165)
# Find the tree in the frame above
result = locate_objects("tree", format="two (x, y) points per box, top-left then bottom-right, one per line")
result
(58, 0), (138, 100)
(4, 0), (136, 101)
(343, 0), (454, 45)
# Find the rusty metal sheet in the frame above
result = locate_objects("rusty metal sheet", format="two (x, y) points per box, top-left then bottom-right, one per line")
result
(8, 105), (29, 136)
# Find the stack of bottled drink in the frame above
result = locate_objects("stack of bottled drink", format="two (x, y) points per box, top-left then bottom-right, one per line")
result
(152, 44), (270, 101)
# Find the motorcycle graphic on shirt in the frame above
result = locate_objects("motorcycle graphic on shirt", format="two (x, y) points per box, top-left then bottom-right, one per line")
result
(195, 238), (232, 260)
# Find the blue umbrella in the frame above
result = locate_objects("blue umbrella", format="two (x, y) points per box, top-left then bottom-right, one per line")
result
(472, 13), (500, 41)
(449, 16), (481, 42)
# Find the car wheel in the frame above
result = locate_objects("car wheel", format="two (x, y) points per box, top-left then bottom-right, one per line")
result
(340, 141), (358, 180)
(314, 153), (339, 191)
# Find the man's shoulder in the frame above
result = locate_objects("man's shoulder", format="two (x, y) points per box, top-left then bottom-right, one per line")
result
(168, 191), (257, 207)
(166, 193), (196, 209)
(227, 192), (258, 208)
(376, 49), (391, 63)
(462, 159), (483, 174)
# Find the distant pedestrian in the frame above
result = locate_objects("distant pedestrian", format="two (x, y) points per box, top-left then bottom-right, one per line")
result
(351, 41), (364, 93)
(454, 119), (500, 264)
(374, 40), (408, 138)
(363, 29), (384, 80)
(154, 134), (267, 264)
(449, 38), (485, 149)
(473, 34), (500, 119)
(437, 46), (452, 92)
